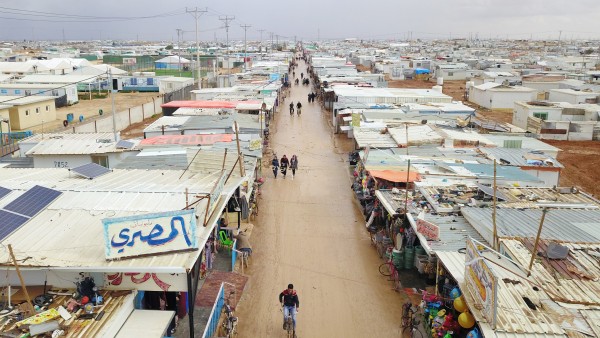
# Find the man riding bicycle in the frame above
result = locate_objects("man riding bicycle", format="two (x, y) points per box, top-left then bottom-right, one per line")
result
(279, 284), (299, 335)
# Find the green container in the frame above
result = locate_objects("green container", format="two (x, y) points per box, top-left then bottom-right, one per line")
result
(415, 245), (426, 256)
(404, 246), (415, 269)
(392, 249), (404, 269)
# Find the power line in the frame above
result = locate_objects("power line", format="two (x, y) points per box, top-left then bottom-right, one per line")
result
(219, 15), (235, 76)
(0, 7), (185, 22)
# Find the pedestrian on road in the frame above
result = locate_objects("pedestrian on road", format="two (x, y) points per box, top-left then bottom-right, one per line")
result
(290, 155), (298, 179)
(272, 155), (279, 178)
(280, 155), (289, 179)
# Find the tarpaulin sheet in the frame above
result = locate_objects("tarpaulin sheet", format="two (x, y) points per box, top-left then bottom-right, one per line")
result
(369, 170), (420, 183)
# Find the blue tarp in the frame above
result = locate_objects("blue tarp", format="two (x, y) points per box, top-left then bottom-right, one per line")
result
(415, 68), (430, 74)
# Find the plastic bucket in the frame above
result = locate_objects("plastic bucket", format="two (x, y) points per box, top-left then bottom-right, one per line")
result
(404, 246), (415, 269)
(415, 245), (426, 256)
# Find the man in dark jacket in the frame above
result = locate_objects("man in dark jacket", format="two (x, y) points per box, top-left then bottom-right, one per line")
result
(279, 283), (299, 333)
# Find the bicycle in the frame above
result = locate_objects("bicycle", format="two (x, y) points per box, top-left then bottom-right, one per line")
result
(401, 301), (423, 338)
(281, 306), (297, 338)
(378, 247), (401, 291)
(222, 291), (238, 337)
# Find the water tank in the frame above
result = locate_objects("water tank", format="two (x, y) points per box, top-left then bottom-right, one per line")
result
(432, 85), (443, 93)
(437, 77), (444, 86)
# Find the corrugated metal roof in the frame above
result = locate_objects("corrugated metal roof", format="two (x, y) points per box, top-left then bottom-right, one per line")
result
(353, 128), (397, 148)
(495, 187), (600, 209)
(460, 163), (543, 182)
(25, 133), (130, 155)
(144, 114), (261, 133)
(408, 213), (490, 254)
(437, 252), (569, 337)
(502, 239), (600, 312)
(479, 148), (563, 168)
(484, 135), (561, 153)
(461, 207), (600, 244)
(0, 167), (243, 272)
(436, 128), (496, 145)
(435, 251), (466, 283)
(388, 125), (444, 146)
(0, 95), (56, 105)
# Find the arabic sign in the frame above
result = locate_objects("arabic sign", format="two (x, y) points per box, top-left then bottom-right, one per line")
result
(102, 210), (198, 260)
(465, 238), (497, 327)
(416, 218), (440, 241)
(139, 134), (233, 147)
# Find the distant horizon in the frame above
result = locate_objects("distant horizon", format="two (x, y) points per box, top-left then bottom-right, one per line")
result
(1, 1), (600, 42)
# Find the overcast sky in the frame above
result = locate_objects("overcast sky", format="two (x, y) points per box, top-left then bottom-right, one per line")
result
(1, 0), (600, 43)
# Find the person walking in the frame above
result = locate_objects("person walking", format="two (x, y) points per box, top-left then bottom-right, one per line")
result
(290, 155), (298, 179)
(280, 155), (289, 179)
(272, 155), (279, 179)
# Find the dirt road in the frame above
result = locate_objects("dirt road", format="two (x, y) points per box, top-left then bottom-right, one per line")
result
(235, 59), (406, 337)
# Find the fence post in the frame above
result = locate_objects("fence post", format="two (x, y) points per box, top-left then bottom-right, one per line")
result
(128, 108), (131, 125)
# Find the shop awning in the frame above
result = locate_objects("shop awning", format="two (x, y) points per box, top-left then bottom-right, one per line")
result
(369, 170), (420, 183)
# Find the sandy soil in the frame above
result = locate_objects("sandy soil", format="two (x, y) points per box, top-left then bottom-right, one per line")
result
(24, 92), (161, 134)
(235, 61), (408, 337)
(542, 140), (600, 198)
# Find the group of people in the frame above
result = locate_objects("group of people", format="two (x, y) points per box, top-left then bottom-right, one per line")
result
(289, 101), (302, 115)
(271, 154), (299, 179)
(307, 92), (317, 103)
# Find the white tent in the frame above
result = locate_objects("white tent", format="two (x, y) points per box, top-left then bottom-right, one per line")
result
(71, 64), (127, 76)
(155, 55), (191, 64)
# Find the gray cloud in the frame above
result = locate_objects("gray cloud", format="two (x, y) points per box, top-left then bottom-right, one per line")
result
(0, 0), (599, 41)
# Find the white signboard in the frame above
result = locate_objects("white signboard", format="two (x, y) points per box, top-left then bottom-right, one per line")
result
(465, 238), (497, 327)
(102, 210), (198, 260)
(209, 171), (227, 214)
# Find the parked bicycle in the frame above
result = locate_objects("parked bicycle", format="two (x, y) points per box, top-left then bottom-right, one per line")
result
(401, 301), (423, 338)
(222, 290), (238, 337)
(378, 247), (401, 291)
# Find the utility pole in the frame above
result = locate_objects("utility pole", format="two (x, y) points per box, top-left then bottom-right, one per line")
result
(270, 32), (274, 53)
(109, 69), (117, 142)
(241, 24), (251, 72)
(219, 15), (235, 76)
(186, 7), (207, 90)
(176, 28), (183, 77)
(258, 29), (265, 52)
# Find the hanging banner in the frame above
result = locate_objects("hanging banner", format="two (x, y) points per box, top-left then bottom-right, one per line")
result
(104, 272), (188, 292)
(102, 209), (198, 260)
(208, 171), (227, 215)
(465, 238), (497, 327)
